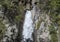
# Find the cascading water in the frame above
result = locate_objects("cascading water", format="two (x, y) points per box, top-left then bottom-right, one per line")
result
(22, 10), (34, 42)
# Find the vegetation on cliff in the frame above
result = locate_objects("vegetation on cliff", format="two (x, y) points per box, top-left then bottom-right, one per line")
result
(0, 0), (60, 42)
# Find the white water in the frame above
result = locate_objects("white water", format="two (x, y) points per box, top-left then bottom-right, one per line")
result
(22, 10), (34, 41)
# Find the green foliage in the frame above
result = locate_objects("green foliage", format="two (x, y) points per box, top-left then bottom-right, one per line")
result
(48, 0), (60, 26)
(0, 0), (13, 8)
(15, 4), (25, 22)
(0, 0), (4, 4)
(49, 25), (57, 34)
(50, 0), (60, 9)
(15, 14), (24, 21)
(0, 0), (25, 41)
(36, 21), (41, 29)
(51, 34), (58, 42)
(49, 24), (58, 42)
(0, 20), (6, 40)
(0, 0), (25, 22)
(37, 1), (60, 41)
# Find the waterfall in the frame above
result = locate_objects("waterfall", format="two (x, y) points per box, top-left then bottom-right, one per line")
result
(22, 10), (34, 42)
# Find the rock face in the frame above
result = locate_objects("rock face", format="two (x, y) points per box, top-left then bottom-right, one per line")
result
(36, 14), (51, 42)
(0, 10), (18, 42)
